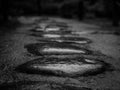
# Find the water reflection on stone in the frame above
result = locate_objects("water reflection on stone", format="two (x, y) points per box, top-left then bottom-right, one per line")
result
(16, 57), (108, 77)
(24, 43), (91, 56)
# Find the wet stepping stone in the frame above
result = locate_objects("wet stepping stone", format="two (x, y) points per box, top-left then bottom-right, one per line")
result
(37, 37), (91, 44)
(24, 43), (92, 56)
(43, 34), (61, 38)
(52, 37), (92, 44)
(37, 38), (89, 46)
(31, 33), (63, 39)
(30, 27), (72, 35)
(29, 30), (72, 37)
(45, 30), (72, 34)
(45, 24), (69, 32)
(30, 33), (85, 40)
(31, 23), (49, 32)
(16, 57), (108, 77)
(45, 26), (61, 32)
(31, 33), (86, 40)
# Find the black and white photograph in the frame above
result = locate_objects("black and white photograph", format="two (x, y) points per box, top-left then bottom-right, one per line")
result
(0, 0), (120, 90)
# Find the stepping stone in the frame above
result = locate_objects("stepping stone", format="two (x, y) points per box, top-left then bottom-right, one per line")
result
(43, 34), (61, 38)
(31, 34), (69, 39)
(29, 31), (71, 39)
(24, 43), (92, 56)
(30, 32), (87, 40)
(45, 24), (69, 32)
(31, 23), (49, 32)
(45, 27), (61, 32)
(57, 37), (92, 44)
(36, 37), (91, 44)
(31, 26), (71, 34)
(32, 33), (86, 40)
(29, 30), (72, 37)
(45, 24), (63, 31)
(45, 30), (72, 34)
(16, 57), (108, 77)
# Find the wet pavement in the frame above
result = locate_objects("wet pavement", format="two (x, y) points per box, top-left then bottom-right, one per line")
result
(0, 17), (120, 90)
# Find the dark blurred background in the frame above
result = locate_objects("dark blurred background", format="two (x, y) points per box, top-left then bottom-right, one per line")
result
(0, 0), (120, 26)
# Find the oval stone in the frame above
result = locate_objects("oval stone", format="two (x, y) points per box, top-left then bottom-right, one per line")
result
(24, 43), (92, 56)
(53, 37), (91, 44)
(29, 30), (73, 37)
(16, 57), (108, 77)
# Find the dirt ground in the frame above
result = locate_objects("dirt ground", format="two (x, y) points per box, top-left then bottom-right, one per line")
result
(0, 16), (120, 90)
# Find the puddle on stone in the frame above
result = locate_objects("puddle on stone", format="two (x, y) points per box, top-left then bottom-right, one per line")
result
(29, 33), (61, 38)
(42, 48), (85, 54)
(45, 27), (61, 32)
(16, 57), (109, 77)
(45, 24), (69, 31)
(24, 43), (91, 56)
(43, 34), (61, 38)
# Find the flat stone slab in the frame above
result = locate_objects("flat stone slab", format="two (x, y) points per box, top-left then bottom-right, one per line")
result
(53, 37), (92, 44)
(24, 43), (92, 56)
(16, 57), (108, 77)
(29, 30), (73, 38)
(30, 33), (62, 38)
(31, 27), (71, 34)
(30, 33), (91, 44)
(45, 24), (69, 31)
(37, 38), (91, 46)
(39, 34), (91, 41)
(31, 21), (69, 32)
(32, 35), (91, 45)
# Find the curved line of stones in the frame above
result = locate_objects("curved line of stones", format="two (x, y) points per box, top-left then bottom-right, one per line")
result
(16, 18), (112, 77)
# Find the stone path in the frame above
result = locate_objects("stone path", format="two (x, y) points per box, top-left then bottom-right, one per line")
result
(18, 17), (109, 76)
(0, 17), (120, 90)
